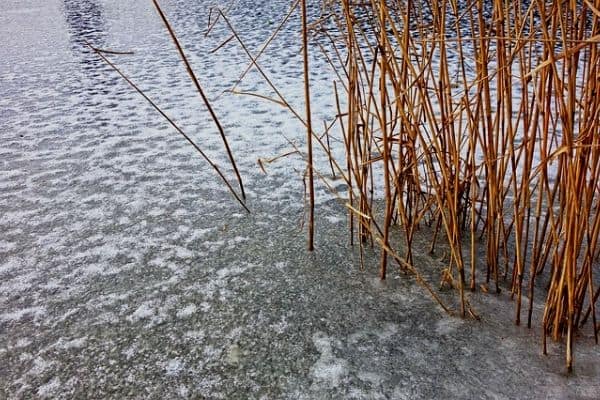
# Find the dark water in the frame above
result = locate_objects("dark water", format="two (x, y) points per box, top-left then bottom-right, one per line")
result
(1, 1), (599, 399)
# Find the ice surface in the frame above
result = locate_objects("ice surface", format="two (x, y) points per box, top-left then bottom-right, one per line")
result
(1, 0), (599, 399)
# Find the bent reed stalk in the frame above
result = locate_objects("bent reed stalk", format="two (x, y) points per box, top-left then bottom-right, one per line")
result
(85, 42), (249, 213)
(86, 2), (250, 212)
(151, 0), (246, 201)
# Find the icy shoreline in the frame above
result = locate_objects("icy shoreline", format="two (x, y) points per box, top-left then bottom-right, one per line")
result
(1, 0), (599, 398)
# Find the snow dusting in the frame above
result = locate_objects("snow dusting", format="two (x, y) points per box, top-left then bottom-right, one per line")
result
(1, 0), (599, 399)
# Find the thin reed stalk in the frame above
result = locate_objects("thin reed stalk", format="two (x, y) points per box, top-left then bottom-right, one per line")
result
(174, 0), (599, 371)
(85, 42), (249, 213)
(152, 0), (246, 201)
(301, 0), (316, 251)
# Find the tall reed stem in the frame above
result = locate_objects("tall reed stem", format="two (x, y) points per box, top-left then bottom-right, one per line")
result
(301, 0), (315, 251)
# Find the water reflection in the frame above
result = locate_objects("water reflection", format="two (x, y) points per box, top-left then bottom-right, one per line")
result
(63, 0), (106, 47)
(62, 0), (118, 96)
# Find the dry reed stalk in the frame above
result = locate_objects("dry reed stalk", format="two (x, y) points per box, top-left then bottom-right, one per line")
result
(301, 0), (316, 251)
(151, 0), (246, 200)
(200, 0), (598, 371)
(378, 0), (392, 279)
(85, 43), (250, 213)
(222, 0), (301, 98)
(216, 9), (350, 185)
(89, 0), (600, 372)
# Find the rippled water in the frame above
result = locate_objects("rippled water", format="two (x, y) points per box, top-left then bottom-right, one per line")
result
(1, 1), (599, 399)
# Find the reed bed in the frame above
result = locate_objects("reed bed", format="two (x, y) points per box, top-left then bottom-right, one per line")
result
(204, 0), (598, 370)
(93, 0), (598, 371)
(296, 0), (599, 371)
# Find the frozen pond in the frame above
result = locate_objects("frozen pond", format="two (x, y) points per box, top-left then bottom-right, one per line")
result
(1, 0), (599, 398)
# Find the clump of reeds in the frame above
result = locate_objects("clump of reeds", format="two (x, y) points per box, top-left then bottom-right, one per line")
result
(90, 0), (599, 372)
(204, 0), (598, 371)
(303, 0), (599, 371)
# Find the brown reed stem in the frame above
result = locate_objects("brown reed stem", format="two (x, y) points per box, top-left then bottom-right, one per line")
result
(301, 0), (315, 251)
(152, 0), (246, 200)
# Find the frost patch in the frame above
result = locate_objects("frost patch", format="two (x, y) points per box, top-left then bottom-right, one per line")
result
(174, 246), (194, 259)
(271, 315), (289, 334)
(225, 236), (249, 249)
(176, 304), (197, 319)
(30, 356), (54, 376)
(148, 207), (164, 217)
(358, 370), (384, 387)
(216, 264), (251, 280)
(435, 317), (463, 336)
(15, 338), (32, 348)
(0, 239), (17, 252)
(164, 358), (183, 376)
(37, 376), (61, 398)
(274, 261), (288, 270)
(184, 330), (205, 342)
(375, 322), (399, 340)
(128, 303), (155, 322)
(0, 256), (21, 274)
(122, 345), (137, 360)
(310, 332), (348, 388)
(0, 270), (40, 295)
(81, 263), (119, 277)
(205, 240), (225, 252)
(178, 385), (190, 398)
(56, 336), (87, 350)
(324, 214), (345, 224)
(188, 227), (213, 241)
(1, 306), (46, 323)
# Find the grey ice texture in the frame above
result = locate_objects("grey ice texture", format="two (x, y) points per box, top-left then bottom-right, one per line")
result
(0, 0), (599, 399)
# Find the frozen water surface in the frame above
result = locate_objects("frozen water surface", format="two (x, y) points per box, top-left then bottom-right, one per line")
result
(1, 0), (599, 399)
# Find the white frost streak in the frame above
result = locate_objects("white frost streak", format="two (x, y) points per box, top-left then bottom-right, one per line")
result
(0, 306), (47, 323)
(176, 303), (197, 319)
(164, 358), (183, 376)
(128, 303), (155, 321)
(310, 332), (348, 388)
(37, 377), (61, 398)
